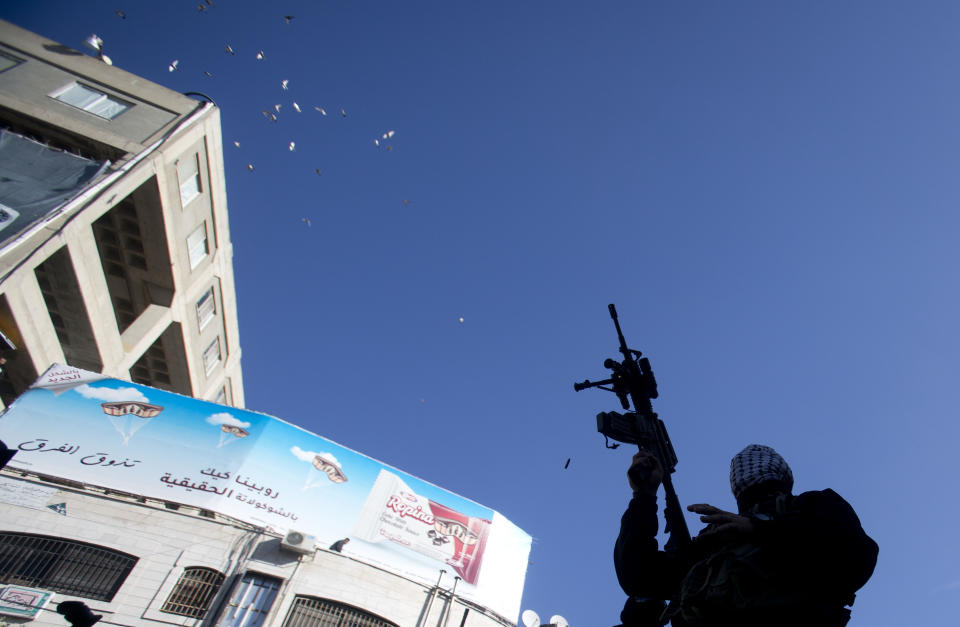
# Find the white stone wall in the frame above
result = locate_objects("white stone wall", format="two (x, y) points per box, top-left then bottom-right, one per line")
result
(0, 476), (514, 627)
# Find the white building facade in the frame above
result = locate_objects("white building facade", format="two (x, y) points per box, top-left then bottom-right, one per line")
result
(0, 473), (509, 627)
(0, 471), (514, 627)
(0, 19), (243, 409)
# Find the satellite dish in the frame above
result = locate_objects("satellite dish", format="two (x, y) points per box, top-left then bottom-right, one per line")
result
(521, 609), (540, 627)
(549, 616), (569, 627)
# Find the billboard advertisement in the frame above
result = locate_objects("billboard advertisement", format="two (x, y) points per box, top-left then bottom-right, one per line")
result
(0, 365), (531, 619)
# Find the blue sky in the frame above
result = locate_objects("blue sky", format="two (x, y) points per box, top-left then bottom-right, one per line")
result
(3, 2), (959, 625)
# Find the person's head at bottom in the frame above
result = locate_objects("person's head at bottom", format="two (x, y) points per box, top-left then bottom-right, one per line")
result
(729, 443), (794, 513)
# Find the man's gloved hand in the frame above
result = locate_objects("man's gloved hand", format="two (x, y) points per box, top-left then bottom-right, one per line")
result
(628, 449), (663, 495)
(688, 503), (756, 544)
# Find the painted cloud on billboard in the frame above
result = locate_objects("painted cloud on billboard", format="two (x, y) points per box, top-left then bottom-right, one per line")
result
(0, 365), (531, 620)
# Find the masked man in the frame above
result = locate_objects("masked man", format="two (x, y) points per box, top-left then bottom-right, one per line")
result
(614, 444), (878, 626)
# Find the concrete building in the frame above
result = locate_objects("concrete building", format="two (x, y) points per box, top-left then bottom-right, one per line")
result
(0, 473), (511, 627)
(0, 19), (243, 409)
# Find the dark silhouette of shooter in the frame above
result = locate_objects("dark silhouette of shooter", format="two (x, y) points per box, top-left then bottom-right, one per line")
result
(615, 444), (878, 627)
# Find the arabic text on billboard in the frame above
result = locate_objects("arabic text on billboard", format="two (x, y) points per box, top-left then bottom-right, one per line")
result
(0, 365), (531, 620)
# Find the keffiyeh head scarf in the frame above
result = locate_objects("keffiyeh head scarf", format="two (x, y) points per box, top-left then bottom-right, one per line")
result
(729, 444), (793, 499)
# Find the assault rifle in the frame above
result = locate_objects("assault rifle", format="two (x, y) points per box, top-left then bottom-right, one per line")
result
(574, 304), (691, 552)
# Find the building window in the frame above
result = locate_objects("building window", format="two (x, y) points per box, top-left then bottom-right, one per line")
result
(178, 154), (202, 208)
(161, 566), (225, 619)
(281, 596), (398, 627)
(0, 533), (137, 601)
(130, 336), (172, 390)
(214, 380), (232, 406)
(51, 82), (131, 120)
(0, 202), (20, 232)
(188, 223), (209, 269)
(0, 51), (23, 73)
(217, 572), (281, 627)
(197, 287), (216, 331)
(203, 336), (222, 374)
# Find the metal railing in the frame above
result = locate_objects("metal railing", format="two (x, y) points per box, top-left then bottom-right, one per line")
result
(282, 596), (398, 627)
(161, 566), (225, 618)
(0, 532), (137, 601)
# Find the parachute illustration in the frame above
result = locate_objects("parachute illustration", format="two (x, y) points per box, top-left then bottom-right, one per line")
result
(75, 383), (163, 444)
(291, 445), (347, 490)
(205, 412), (251, 448)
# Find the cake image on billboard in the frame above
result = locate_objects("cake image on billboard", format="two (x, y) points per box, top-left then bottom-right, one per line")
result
(100, 400), (164, 444)
(100, 401), (163, 418)
(290, 447), (348, 489)
(312, 453), (347, 483)
(206, 412), (251, 448)
(353, 469), (490, 584)
(221, 424), (249, 438)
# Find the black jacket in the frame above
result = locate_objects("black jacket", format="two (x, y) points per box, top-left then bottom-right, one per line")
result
(614, 489), (878, 626)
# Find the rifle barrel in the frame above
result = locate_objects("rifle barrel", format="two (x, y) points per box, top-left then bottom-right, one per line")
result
(574, 378), (613, 392)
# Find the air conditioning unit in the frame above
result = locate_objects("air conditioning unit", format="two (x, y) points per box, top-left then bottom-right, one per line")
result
(280, 530), (316, 555)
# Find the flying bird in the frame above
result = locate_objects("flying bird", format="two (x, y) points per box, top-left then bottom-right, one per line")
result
(374, 139), (380, 147)
(233, 141), (240, 148)
(247, 164), (254, 171)
(204, 70), (213, 77)
(168, 59), (179, 72)
(115, 10), (126, 19)
(256, 50), (265, 60)
(314, 168), (322, 176)
(274, 104), (282, 113)
(197, 4), (206, 12)
(339, 107), (346, 117)
(564, 458), (571, 469)
(284, 15), (295, 23)
(269, 113), (278, 123)
(292, 102), (301, 113)
(402, 199), (411, 207)
(458, 317), (464, 323)
(225, 44), (235, 55)
(281, 79), (289, 90)
(301, 217), (311, 227)
(314, 106), (327, 116)
(288, 141), (295, 151)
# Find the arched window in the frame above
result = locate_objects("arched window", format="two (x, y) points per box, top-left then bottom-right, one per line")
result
(162, 566), (226, 618)
(0, 532), (137, 601)
(282, 596), (398, 627)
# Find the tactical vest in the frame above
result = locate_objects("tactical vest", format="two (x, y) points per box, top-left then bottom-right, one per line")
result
(660, 495), (852, 627)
